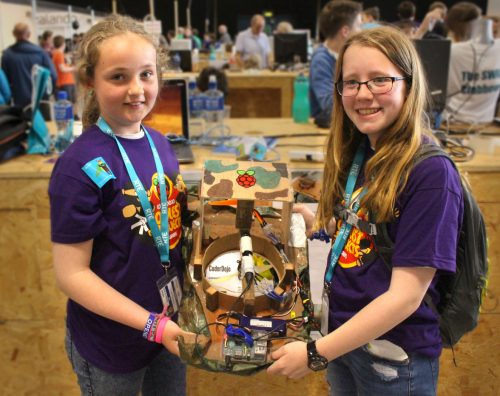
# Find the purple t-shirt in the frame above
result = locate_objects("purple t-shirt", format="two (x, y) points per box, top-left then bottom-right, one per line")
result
(49, 125), (186, 373)
(328, 143), (463, 358)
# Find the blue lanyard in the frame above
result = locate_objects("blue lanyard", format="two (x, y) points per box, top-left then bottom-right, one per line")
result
(96, 117), (170, 267)
(324, 140), (367, 290)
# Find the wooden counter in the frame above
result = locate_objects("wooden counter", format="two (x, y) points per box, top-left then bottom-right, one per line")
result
(225, 71), (297, 118)
(165, 71), (298, 118)
(0, 119), (498, 395)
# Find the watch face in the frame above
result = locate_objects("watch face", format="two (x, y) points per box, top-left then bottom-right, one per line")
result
(309, 357), (328, 371)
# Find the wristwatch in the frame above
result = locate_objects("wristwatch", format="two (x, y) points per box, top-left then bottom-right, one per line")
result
(306, 340), (328, 371)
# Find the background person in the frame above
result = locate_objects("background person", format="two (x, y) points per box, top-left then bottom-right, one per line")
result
(234, 14), (271, 69)
(362, 6), (382, 29)
(275, 21), (294, 34)
(1, 22), (57, 109)
(309, 0), (362, 128)
(444, 2), (500, 124)
(52, 35), (76, 106)
(40, 30), (54, 56)
(218, 24), (232, 45)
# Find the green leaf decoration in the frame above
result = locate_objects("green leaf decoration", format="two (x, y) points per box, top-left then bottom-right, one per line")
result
(246, 170), (255, 176)
(237, 170), (245, 175)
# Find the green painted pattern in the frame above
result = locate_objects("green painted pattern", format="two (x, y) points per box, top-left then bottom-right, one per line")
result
(249, 166), (281, 189)
(205, 160), (239, 173)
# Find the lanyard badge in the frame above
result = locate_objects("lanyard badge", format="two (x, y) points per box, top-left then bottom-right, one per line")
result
(324, 139), (367, 293)
(97, 118), (181, 313)
(97, 117), (170, 265)
(320, 139), (367, 335)
(156, 269), (183, 316)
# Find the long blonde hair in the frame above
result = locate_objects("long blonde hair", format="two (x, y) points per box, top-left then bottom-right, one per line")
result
(76, 15), (166, 130)
(317, 26), (430, 229)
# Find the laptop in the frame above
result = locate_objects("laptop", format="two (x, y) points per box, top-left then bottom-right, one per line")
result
(143, 78), (195, 164)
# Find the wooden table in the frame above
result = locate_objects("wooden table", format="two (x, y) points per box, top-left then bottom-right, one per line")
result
(0, 119), (498, 395)
(165, 71), (299, 118)
(225, 71), (297, 118)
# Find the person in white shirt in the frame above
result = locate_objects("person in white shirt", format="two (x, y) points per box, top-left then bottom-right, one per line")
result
(235, 14), (271, 69)
(444, 2), (500, 124)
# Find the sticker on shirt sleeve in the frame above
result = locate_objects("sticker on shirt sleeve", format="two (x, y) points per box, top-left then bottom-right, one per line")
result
(82, 157), (116, 188)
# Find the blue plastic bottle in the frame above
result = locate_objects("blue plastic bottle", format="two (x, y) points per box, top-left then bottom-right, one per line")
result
(292, 73), (310, 124)
(203, 75), (224, 132)
(53, 91), (74, 153)
(188, 77), (205, 119)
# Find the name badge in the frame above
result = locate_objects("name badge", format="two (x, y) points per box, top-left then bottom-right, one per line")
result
(156, 267), (182, 316)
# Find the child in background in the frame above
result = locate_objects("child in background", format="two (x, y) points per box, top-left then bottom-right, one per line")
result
(52, 35), (76, 106)
(49, 15), (189, 395)
(268, 26), (462, 396)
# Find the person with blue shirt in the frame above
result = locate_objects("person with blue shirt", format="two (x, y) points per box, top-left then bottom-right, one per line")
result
(362, 7), (383, 29)
(0, 68), (12, 105)
(1, 23), (57, 109)
(309, 1), (362, 128)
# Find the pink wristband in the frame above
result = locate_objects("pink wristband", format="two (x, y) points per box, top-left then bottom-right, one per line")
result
(155, 316), (171, 344)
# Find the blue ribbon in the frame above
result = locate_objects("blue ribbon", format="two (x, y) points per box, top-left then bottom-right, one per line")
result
(97, 117), (170, 266)
(324, 140), (367, 290)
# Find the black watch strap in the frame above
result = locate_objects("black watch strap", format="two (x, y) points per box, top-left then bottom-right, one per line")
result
(307, 340), (328, 371)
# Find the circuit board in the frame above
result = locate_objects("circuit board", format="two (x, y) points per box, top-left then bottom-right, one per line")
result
(223, 331), (268, 368)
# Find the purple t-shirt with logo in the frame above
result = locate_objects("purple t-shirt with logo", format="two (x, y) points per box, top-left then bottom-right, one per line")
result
(49, 125), (186, 373)
(328, 143), (463, 358)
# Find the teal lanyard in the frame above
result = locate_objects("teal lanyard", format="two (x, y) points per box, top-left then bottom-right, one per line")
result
(324, 140), (367, 291)
(97, 117), (170, 267)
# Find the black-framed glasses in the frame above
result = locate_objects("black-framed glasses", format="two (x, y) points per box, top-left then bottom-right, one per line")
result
(336, 76), (408, 97)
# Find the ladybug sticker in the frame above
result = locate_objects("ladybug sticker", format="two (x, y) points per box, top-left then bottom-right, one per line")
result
(236, 170), (256, 188)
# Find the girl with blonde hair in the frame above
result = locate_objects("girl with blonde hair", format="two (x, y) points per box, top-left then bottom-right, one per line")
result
(49, 15), (189, 395)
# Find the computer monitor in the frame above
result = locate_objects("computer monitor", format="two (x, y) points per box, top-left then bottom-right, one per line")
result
(168, 49), (193, 72)
(273, 32), (308, 64)
(413, 39), (451, 114)
(169, 38), (192, 51)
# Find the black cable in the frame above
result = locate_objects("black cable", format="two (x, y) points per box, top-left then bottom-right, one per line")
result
(226, 277), (253, 326)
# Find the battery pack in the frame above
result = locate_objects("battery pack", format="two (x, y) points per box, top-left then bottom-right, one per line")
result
(239, 316), (287, 337)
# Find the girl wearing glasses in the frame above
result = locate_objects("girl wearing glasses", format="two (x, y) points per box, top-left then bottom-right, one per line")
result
(268, 26), (463, 395)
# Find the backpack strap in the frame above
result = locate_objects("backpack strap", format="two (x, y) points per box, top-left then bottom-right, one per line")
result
(374, 142), (455, 263)
(334, 143), (456, 270)
(414, 143), (455, 171)
(333, 204), (378, 236)
(373, 143), (453, 310)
